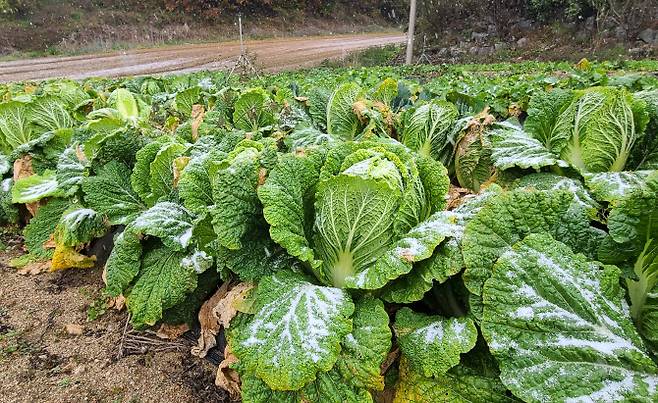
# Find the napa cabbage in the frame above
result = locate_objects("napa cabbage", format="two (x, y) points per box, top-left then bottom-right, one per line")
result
(598, 171), (658, 347)
(259, 140), (451, 289)
(399, 99), (459, 167)
(491, 87), (650, 173)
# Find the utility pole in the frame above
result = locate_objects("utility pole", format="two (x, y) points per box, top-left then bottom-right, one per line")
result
(405, 0), (417, 65)
(238, 14), (245, 56)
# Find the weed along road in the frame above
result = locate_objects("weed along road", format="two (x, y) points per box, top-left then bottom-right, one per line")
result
(0, 33), (405, 82)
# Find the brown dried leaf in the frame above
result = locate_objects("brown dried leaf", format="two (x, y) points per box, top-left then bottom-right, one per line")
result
(75, 144), (88, 164)
(446, 185), (472, 210)
(13, 155), (34, 181)
(215, 345), (241, 399)
(172, 156), (191, 188)
(191, 282), (230, 358)
(257, 167), (267, 187)
(17, 260), (51, 275)
(192, 282), (255, 358)
(352, 100), (369, 123)
(190, 104), (205, 141)
(13, 155), (41, 216)
(373, 386), (396, 403)
(108, 295), (126, 311)
(156, 323), (190, 340)
(42, 234), (56, 250)
(380, 347), (399, 375)
(213, 282), (255, 328)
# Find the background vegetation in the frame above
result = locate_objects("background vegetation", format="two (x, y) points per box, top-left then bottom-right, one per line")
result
(0, 0), (655, 60)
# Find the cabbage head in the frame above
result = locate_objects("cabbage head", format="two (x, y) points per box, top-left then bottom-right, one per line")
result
(258, 140), (451, 290)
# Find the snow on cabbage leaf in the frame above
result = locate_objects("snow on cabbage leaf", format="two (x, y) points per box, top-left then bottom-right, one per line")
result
(229, 270), (354, 390)
(482, 233), (658, 402)
(394, 308), (477, 377)
(462, 187), (605, 296)
(12, 170), (62, 203)
(104, 202), (200, 327)
(599, 171), (658, 346)
(583, 170), (654, 202)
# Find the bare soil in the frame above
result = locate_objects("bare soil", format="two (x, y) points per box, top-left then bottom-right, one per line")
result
(0, 231), (227, 403)
(0, 33), (405, 83)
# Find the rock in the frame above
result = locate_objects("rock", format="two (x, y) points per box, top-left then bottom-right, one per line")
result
(516, 37), (529, 48)
(494, 42), (509, 52)
(515, 19), (534, 31)
(65, 323), (84, 336)
(628, 47), (644, 55)
(584, 16), (596, 31)
(477, 46), (494, 56)
(471, 32), (488, 42)
(639, 28), (657, 45)
(614, 26), (627, 41)
(73, 365), (86, 376)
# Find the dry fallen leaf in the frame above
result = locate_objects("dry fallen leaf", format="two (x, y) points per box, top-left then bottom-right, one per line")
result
(213, 282), (254, 328)
(192, 282), (254, 358)
(17, 260), (51, 275)
(101, 266), (126, 310)
(446, 185), (472, 210)
(215, 345), (241, 400)
(192, 282), (230, 358)
(65, 323), (84, 336)
(156, 323), (190, 340)
(13, 155), (40, 216)
(108, 295), (126, 311)
(42, 234), (56, 250)
(257, 167), (267, 187)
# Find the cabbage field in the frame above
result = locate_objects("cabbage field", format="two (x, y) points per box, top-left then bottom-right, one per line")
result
(1, 60), (658, 402)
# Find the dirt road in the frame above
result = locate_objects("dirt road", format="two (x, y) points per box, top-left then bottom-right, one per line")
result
(0, 33), (405, 82)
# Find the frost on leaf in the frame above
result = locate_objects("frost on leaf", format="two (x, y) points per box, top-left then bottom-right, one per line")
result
(394, 308), (477, 378)
(11, 170), (61, 204)
(462, 188), (605, 296)
(583, 170), (654, 202)
(131, 202), (195, 250)
(490, 121), (568, 171)
(341, 208), (455, 290)
(482, 233), (658, 402)
(229, 270), (354, 391)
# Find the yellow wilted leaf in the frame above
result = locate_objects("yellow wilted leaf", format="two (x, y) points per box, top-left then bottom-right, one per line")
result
(576, 58), (591, 71)
(51, 244), (96, 272)
(173, 156), (191, 187)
